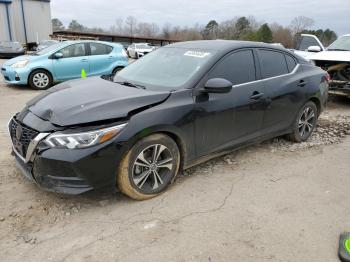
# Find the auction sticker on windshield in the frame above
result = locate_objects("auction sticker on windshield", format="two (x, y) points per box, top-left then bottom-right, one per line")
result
(184, 51), (211, 58)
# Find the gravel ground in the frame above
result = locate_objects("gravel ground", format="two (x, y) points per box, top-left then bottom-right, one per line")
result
(0, 58), (350, 261)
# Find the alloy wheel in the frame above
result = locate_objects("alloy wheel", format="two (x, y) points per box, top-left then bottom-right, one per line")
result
(33, 73), (49, 89)
(132, 144), (174, 193)
(298, 106), (316, 139)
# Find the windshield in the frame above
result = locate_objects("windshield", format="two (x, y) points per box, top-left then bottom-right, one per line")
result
(136, 44), (152, 49)
(115, 47), (215, 90)
(328, 36), (350, 51)
(34, 42), (66, 55)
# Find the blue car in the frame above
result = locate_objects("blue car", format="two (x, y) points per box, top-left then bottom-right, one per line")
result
(1, 40), (128, 90)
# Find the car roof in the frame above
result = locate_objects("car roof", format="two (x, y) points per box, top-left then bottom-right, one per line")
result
(166, 40), (288, 52)
(62, 40), (122, 47)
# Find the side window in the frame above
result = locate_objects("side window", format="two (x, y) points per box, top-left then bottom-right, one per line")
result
(258, 50), (288, 78)
(298, 36), (321, 51)
(90, 43), (113, 56)
(59, 43), (86, 58)
(285, 54), (297, 72)
(209, 50), (256, 85)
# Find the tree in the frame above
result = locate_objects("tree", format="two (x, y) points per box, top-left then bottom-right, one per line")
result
(256, 23), (273, 43)
(162, 23), (172, 39)
(290, 16), (314, 35)
(270, 23), (294, 48)
(235, 16), (251, 39)
(302, 28), (337, 47)
(52, 18), (65, 31)
(203, 20), (219, 39)
(68, 20), (84, 32)
(125, 16), (137, 36)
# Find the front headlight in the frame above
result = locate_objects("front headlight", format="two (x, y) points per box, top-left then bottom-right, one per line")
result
(11, 60), (29, 68)
(44, 123), (127, 149)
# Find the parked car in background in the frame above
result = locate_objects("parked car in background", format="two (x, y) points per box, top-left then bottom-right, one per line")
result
(148, 43), (160, 50)
(127, 43), (154, 59)
(293, 34), (326, 59)
(1, 40), (128, 90)
(8, 40), (328, 200)
(293, 34), (350, 96)
(0, 41), (25, 58)
(36, 40), (59, 52)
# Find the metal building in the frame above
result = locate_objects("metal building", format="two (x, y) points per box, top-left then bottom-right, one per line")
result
(0, 0), (52, 44)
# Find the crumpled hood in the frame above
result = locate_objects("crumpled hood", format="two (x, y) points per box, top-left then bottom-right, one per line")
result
(310, 50), (350, 62)
(26, 77), (170, 126)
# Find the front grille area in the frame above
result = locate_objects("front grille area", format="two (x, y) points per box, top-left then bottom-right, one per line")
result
(4, 76), (10, 81)
(10, 119), (39, 158)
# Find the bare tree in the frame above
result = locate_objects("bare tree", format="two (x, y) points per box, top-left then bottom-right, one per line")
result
(162, 23), (172, 39)
(290, 16), (314, 35)
(125, 16), (137, 36)
(270, 23), (294, 48)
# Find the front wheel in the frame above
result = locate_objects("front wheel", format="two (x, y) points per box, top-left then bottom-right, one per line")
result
(29, 70), (53, 90)
(287, 101), (318, 142)
(117, 134), (180, 200)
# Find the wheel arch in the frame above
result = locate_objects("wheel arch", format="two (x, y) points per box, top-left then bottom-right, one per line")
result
(28, 68), (54, 83)
(308, 96), (321, 116)
(125, 126), (188, 172)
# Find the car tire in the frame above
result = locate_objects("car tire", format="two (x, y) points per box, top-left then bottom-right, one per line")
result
(112, 67), (123, 75)
(287, 101), (318, 142)
(117, 134), (180, 200)
(29, 69), (53, 90)
(135, 52), (139, 59)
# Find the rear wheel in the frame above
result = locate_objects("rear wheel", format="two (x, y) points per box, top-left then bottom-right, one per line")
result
(112, 67), (123, 75)
(117, 134), (180, 200)
(287, 101), (318, 142)
(29, 70), (53, 90)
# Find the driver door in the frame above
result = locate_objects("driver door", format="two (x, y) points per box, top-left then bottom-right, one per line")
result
(194, 49), (266, 157)
(52, 43), (90, 81)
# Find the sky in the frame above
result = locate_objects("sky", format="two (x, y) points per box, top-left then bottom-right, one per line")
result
(51, 0), (350, 35)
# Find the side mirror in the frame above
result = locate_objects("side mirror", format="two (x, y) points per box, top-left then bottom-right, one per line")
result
(54, 52), (63, 59)
(204, 78), (233, 93)
(307, 46), (322, 52)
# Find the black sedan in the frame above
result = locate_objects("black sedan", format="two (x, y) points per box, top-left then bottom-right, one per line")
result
(8, 40), (329, 200)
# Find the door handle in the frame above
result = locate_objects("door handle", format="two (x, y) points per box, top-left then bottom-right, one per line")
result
(297, 80), (307, 87)
(108, 56), (114, 59)
(250, 91), (264, 100)
(81, 58), (88, 62)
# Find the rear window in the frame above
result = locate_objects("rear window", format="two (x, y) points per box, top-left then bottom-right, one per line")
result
(258, 50), (289, 78)
(285, 54), (297, 72)
(90, 43), (113, 55)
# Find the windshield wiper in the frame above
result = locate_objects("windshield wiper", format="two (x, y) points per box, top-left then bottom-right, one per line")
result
(327, 48), (349, 51)
(114, 81), (146, 89)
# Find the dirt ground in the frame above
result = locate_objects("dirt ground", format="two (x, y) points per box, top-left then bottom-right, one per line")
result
(0, 58), (350, 262)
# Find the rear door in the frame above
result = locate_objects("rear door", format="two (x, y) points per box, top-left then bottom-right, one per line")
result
(88, 42), (114, 76)
(256, 49), (304, 133)
(52, 43), (89, 81)
(194, 49), (266, 156)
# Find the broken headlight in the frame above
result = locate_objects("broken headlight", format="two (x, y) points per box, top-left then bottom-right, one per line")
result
(44, 123), (127, 149)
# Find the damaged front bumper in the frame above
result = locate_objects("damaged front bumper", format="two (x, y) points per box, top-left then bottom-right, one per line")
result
(9, 116), (128, 195)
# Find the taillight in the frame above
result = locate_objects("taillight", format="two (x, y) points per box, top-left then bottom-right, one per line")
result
(325, 73), (331, 82)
